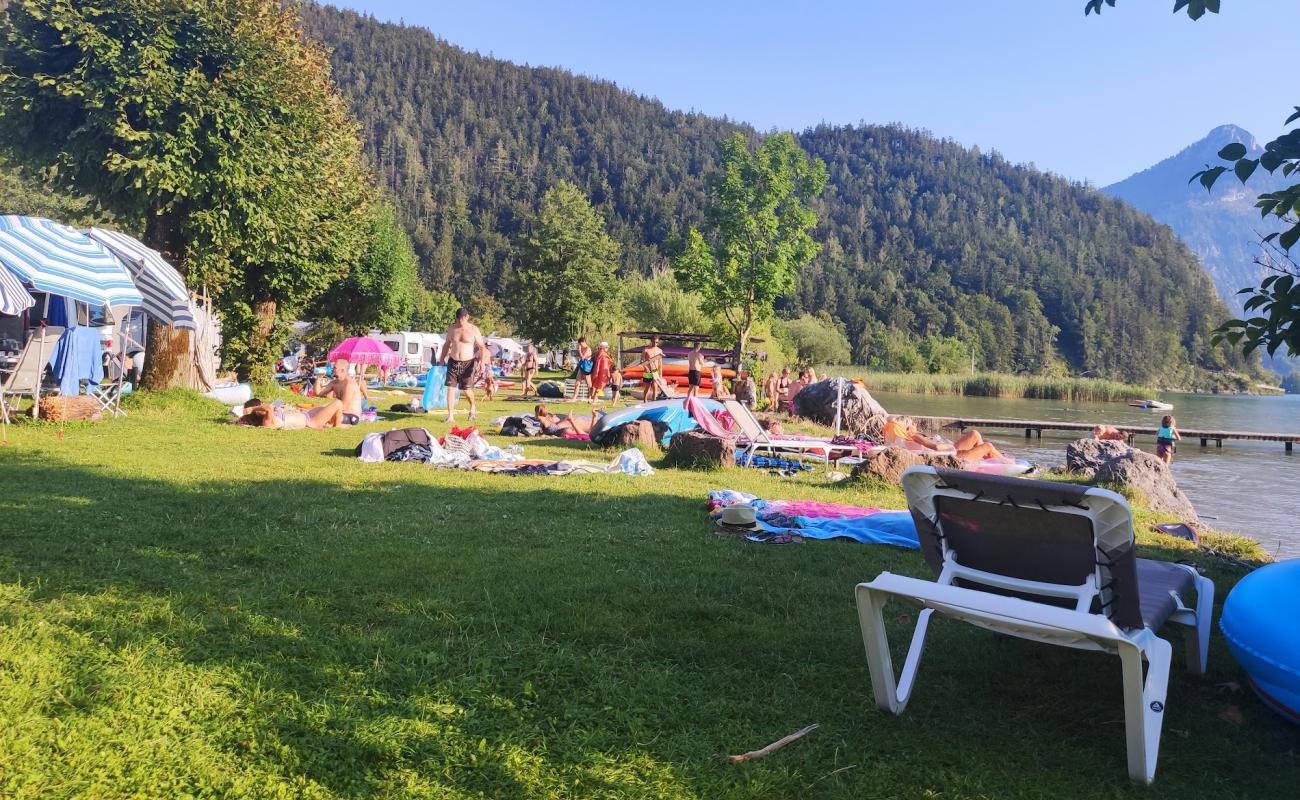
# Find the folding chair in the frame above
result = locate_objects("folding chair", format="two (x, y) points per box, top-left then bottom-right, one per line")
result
(722, 399), (854, 464)
(0, 325), (63, 423)
(88, 352), (127, 418)
(855, 466), (1214, 784)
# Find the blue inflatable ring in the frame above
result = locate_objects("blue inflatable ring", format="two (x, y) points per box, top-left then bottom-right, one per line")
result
(1219, 559), (1300, 725)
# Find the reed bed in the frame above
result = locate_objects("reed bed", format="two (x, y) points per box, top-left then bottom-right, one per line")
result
(835, 370), (1150, 402)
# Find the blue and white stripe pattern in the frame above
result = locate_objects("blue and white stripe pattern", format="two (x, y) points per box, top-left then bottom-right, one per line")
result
(0, 216), (143, 308)
(0, 259), (34, 315)
(86, 227), (196, 330)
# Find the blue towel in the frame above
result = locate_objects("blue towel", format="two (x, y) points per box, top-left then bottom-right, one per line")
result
(787, 512), (919, 549)
(49, 326), (103, 396)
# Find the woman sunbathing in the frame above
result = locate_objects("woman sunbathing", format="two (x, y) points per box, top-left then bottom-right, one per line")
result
(534, 404), (602, 436)
(883, 415), (1008, 462)
(237, 398), (345, 429)
(1093, 424), (1127, 442)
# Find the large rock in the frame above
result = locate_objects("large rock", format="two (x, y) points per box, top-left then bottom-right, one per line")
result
(792, 378), (888, 438)
(607, 419), (658, 450)
(850, 446), (962, 485)
(664, 430), (735, 469)
(1065, 438), (1130, 479)
(1065, 438), (1200, 524)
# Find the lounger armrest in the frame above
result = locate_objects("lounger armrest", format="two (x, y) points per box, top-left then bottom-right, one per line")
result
(857, 572), (1131, 648)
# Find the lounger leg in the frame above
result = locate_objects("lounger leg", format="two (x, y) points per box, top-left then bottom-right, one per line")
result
(1119, 634), (1171, 785)
(1184, 575), (1214, 675)
(855, 584), (933, 714)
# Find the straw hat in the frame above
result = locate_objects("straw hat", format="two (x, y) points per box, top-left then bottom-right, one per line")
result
(719, 505), (760, 530)
(598, 341), (609, 348)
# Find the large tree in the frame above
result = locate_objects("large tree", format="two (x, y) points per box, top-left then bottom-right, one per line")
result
(0, 0), (374, 384)
(1088, 0), (1300, 359)
(310, 202), (421, 335)
(674, 132), (827, 360)
(508, 182), (620, 347)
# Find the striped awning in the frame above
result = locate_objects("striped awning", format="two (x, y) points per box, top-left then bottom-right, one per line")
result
(0, 216), (143, 308)
(85, 227), (196, 330)
(0, 261), (33, 315)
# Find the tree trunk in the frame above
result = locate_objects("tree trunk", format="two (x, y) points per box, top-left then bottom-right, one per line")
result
(735, 323), (750, 372)
(245, 297), (278, 385)
(140, 206), (197, 390)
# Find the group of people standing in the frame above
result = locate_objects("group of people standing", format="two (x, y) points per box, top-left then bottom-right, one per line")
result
(761, 365), (819, 413)
(438, 311), (821, 419)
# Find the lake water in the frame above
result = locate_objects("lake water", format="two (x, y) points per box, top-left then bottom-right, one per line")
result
(869, 390), (1300, 558)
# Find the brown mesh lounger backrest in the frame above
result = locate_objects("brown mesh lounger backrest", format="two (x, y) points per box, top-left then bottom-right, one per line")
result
(904, 467), (1144, 630)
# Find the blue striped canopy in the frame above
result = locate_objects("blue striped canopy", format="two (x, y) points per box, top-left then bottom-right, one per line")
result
(0, 260), (33, 316)
(0, 216), (143, 308)
(86, 228), (196, 330)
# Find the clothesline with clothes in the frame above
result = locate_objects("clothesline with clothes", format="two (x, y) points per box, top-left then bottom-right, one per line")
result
(706, 489), (919, 549)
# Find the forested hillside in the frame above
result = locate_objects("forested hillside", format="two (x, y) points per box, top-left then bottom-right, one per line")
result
(301, 3), (1252, 386)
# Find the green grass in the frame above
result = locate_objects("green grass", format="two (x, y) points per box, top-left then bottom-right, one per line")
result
(0, 391), (1293, 799)
(831, 369), (1150, 402)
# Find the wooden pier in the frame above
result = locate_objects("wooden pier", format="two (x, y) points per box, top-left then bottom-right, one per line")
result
(912, 416), (1299, 453)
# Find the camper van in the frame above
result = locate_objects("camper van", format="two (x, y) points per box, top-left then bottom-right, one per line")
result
(377, 331), (445, 370)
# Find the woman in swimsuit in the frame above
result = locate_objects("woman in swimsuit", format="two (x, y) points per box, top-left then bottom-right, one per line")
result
(237, 398), (344, 429)
(570, 337), (594, 402)
(534, 404), (602, 436)
(520, 343), (539, 397)
(883, 415), (1006, 461)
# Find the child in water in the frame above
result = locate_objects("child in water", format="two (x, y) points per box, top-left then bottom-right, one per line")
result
(1156, 414), (1181, 465)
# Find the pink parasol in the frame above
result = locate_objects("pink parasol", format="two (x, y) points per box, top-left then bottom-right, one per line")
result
(327, 336), (402, 368)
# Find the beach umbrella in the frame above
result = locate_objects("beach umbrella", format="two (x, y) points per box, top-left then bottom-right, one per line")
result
(0, 216), (143, 308)
(0, 261), (33, 316)
(327, 335), (401, 368)
(84, 227), (196, 330)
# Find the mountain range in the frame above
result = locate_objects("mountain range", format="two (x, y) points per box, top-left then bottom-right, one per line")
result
(1103, 124), (1295, 382)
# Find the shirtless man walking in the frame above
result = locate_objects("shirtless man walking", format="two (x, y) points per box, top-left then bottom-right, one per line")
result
(640, 335), (665, 402)
(315, 358), (368, 425)
(440, 307), (488, 424)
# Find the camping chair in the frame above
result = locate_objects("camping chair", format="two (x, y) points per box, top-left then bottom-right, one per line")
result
(0, 325), (63, 423)
(88, 351), (127, 418)
(855, 466), (1214, 784)
(722, 399), (854, 464)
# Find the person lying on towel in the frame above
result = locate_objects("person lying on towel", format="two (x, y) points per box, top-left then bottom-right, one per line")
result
(236, 398), (345, 429)
(534, 404), (602, 436)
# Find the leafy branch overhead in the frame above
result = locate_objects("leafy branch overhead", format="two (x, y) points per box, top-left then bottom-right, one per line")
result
(1084, 0), (1220, 21)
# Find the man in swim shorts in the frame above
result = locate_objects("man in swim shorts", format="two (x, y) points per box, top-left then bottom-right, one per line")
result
(685, 341), (705, 399)
(315, 357), (368, 425)
(441, 307), (488, 424)
(640, 335), (665, 402)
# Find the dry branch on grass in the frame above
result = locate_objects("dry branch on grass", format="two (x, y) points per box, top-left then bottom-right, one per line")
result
(715, 723), (819, 764)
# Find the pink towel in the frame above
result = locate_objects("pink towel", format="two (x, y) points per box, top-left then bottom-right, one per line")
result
(765, 500), (886, 519)
(684, 396), (736, 439)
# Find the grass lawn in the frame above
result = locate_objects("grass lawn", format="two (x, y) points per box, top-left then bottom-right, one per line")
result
(0, 390), (1294, 798)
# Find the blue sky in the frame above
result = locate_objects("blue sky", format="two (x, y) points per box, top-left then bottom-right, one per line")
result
(327, 1), (1289, 186)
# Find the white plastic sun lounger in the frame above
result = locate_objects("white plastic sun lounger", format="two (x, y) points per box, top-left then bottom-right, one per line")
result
(855, 466), (1214, 784)
(722, 399), (854, 464)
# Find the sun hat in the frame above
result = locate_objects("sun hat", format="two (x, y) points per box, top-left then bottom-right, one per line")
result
(719, 505), (760, 529)
(598, 341), (609, 348)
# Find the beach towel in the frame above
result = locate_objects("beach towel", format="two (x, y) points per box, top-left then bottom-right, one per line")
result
(705, 489), (916, 549)
(684, 395), (736, 438)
